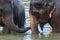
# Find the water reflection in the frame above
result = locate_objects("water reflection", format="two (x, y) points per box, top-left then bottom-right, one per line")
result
(22, 33), (60, 40)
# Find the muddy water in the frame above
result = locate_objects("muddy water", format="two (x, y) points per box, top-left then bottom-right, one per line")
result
(0, 33), (60, 40)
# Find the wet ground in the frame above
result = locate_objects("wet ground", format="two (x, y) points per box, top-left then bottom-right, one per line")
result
(0, 0), (60, 40)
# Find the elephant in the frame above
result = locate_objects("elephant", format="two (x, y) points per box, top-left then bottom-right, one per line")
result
(29, 0), (56, 34)
(0, 0), (30, 34)
(50, 0), (60, 33)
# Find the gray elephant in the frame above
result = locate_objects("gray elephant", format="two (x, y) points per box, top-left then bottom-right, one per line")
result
(0, 0), (30, 34)
(29, 0), (55, 34)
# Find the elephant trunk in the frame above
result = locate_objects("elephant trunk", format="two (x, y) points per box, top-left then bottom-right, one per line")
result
(3, 14), (30, 33)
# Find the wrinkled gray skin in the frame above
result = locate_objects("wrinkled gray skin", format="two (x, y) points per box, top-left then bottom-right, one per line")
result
(0, 0), (30, 34)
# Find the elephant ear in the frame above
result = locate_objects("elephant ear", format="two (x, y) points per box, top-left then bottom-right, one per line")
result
(49, 6), (56, 18)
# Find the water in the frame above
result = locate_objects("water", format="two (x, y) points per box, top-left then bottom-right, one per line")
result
(0, 1), (60, 40)
(0, 33), (60, 40)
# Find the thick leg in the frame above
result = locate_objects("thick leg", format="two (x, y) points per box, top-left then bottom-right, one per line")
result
(2, 14), (30, 33)
(18, 10), (25, 28)
(0, 17), (5, 26)
(3, 26), (11, 34)
(0, 17), (10, 34)
(30, 13), (39, 34)
(39, 24), (44, 35)
(49, 18), (60, 33)
(52, 21), (60, 33)
(13, 0), (25, 28)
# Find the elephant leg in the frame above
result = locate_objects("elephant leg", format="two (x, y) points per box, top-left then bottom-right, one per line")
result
(3, 26), (11, 34)
(18, 10), (25, 28)
(2, 13), (30, 33)
(48, 18), (57, 33)
(30, 13), (39, 34)
(0, 17), (10, 34)
(0, 17), (5, 26)
(13, 0), (25, 28)
(52, 21), (60, 33)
